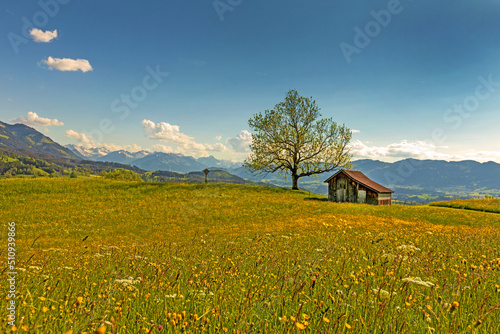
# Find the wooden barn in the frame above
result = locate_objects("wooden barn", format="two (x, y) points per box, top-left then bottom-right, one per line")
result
(324, 169), (394, 205)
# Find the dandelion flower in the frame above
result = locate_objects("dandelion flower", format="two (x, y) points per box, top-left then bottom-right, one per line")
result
(295, 322), (306, 330)
(96, 325), (106, 334)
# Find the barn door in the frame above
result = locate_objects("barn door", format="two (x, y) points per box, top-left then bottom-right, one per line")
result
(337, 188), (344, 202)
(358, 190), (366, 203)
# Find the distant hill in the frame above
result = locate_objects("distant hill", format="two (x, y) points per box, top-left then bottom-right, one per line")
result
(353, 158), (500, 190)
(130, 152), (208, 173)
(188, 170), (246, 184)
(143, 169), (247, 184)
(225, 158), (500, 202)
(0, 121), (78, 159)
(0, 122), (146, 178)
(66, 146), (240, 172)
(197, 155), (240, 169)
(97, 150), (150, 164)
(0, 122), (252, 185)
(3, 120), (498, 201)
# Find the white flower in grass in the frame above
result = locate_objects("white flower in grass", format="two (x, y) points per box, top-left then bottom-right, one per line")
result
(397, 245), (421, 252)
(115, 276), (142, 287)
(372, 288), (395, 299)
(402, 277), (435, 288)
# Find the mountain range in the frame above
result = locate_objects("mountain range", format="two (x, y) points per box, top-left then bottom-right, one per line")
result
(65, 144), (241, 173)
(67, 143), (500, 201)
(1, 121), (499, 202)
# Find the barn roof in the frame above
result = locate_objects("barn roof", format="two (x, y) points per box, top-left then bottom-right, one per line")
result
(324, 169), (394, 193)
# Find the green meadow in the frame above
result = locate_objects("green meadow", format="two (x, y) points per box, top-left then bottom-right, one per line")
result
(430, 198), (500, 214)
(1, 178), (499, 333)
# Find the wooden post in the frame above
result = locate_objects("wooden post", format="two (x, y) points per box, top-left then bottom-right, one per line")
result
(203, 168), (210, 183)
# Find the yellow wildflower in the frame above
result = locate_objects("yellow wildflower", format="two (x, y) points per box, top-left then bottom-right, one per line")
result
(295, 322), (306, 330)
(96, 325), (106, 334)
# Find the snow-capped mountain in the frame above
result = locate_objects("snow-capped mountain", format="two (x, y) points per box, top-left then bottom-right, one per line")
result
(65, 144), (112, 160)
(97, 150), (150, 164)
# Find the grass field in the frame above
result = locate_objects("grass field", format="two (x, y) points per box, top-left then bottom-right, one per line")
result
(429, 198), (500, 214)
(1, 179), (500, 333)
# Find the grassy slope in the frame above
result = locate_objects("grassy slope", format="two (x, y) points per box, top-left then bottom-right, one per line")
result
(429, 198), (500, 214)
(1, 179), (499, 333)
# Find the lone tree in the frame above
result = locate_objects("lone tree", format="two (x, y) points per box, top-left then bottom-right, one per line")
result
(244, 89), (353, 190)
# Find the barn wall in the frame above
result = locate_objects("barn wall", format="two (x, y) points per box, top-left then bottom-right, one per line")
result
(366, 189), (378, 205)
(327, 173), (393, 205)
(328, 179), (335, 201)
(328, 174), (363, 203)
(378, 193), (392, 205)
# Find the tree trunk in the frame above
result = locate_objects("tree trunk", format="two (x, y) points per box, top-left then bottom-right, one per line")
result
(292, 174), (299, 190)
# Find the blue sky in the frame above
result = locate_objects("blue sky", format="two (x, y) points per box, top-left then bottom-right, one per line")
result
(1, 0), (500, 162)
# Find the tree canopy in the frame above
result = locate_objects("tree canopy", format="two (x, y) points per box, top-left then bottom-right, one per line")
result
(244, 89), (352, 190)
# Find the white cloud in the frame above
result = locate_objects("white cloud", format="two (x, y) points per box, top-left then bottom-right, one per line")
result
(150, 144), (174, 153)
(350, 140), (453, 160)
(99, 143), (143, 153)
(30, 28), (57, 43)
(142, 119), (227, 155)
(207, 143), (228, 152)
(67, 134), (143, 153)
(40, 57), (93, 73)
(142, 119), (194, 143)
(350, 139), (500, 163)
(11, 111), (64, 127)
(227, 130), (252, 153)
(66, 130), (92, 144)
(215, 135), (222, 141)
(464, 151), (500, 162)
(350, 129), (360, 133)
